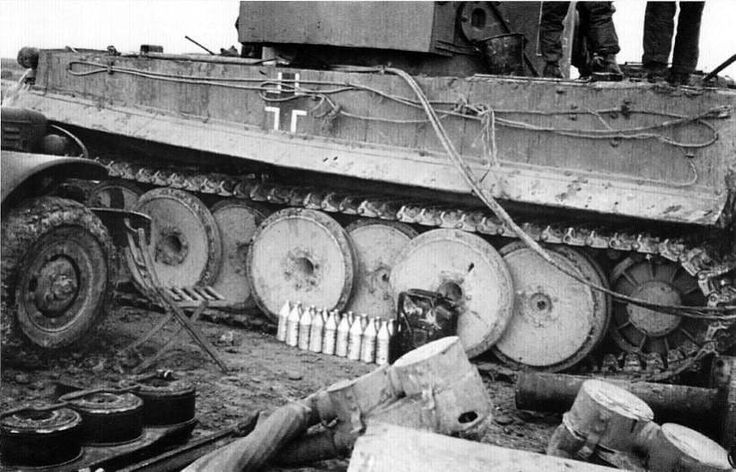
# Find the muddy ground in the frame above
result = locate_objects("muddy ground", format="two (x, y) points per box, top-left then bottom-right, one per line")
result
(0, 302), (559, 470)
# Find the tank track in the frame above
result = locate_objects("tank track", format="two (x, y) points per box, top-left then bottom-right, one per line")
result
(97, 157), (736, 380)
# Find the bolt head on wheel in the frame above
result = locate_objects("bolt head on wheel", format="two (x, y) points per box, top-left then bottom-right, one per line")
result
(390, 229), (514, 358)
(246, 208), (356, 321)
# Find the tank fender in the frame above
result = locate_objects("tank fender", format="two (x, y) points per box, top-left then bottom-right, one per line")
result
(1, 151), (108, 203)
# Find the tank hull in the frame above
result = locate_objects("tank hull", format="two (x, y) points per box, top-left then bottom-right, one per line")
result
(16, 50), (736, 227)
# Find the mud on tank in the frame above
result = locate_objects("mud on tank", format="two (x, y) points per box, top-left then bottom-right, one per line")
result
(8, 1), (736, 378)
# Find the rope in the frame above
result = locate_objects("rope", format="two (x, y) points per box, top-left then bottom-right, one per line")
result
(383, 66), (736, 321)
(66, 60), (736, 317)
(67, 61), (724, 151)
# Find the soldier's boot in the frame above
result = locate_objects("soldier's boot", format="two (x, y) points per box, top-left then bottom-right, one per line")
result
(590, 53), (623, 81)
(644, 61), (668, 83)
(543, 62), (563, 79)
(668, 70), (692, 86)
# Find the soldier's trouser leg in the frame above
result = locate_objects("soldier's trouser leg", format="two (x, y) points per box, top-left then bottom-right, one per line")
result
(672, 1), (704, 74)
(580, 2), (620, 56)
(540, 2), (571, 64)
(642, 2), (676, 67)
(571, 6), (591, 75)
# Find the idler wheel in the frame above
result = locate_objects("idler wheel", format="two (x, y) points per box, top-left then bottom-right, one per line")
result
(345, 220), (417, 319)
(60, 391), (144, 445)
(246, 208), (356, 321)
(0, 406), (82, 468)
(87, 180), (143, 210)
(492, 243), (610, 372)
(129, 188), (222, 288)
(609, 257), (707, 367)
(390, 229), (513, 358)
(210, 199), (269, 311)
(135, 377), (196, 426)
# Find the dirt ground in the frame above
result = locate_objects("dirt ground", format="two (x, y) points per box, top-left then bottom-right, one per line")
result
(0, 302), (559, 470)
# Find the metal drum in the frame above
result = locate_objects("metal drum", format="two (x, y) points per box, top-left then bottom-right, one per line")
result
(0, 406), (82, 468)
(60, 390), (144, 445)
(135, 377), (196, 426)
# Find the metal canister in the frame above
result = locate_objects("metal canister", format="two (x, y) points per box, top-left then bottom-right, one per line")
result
(60, 390), (144, 445)
(0, 406), (82, 468)
(135, 376), (196, 426)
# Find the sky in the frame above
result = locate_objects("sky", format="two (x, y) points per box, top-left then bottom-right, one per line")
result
(0, 0), (735, 77)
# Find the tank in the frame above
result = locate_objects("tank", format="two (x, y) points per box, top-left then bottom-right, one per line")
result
(10, 2), (736, 377)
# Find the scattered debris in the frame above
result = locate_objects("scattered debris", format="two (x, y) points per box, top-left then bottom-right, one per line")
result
(185, 336), (491, 471)
(217, 330), (236, 346)
(494, 414), (515, 426)
(287, 370), (303, 381)
(546, 379), (733, 471)
(516, 366), (736, 445)
(13, 373), (30, 385)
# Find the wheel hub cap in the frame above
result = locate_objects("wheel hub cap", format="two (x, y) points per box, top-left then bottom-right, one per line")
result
(284, 251), (320, 290)
(32, 257), (79, 315)
(155, 226), (189, 266)
(628, 281), (682, 337)
(519, 289), (558, 327)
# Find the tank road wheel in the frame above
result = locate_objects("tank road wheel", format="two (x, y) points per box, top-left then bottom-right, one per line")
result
(1, 197), (114, 349)
(345, 220), (418, 319)
(608, 257), (707, 367)
(210, 199), (269, 311)
(246, 208), (356, 321)
(87, 180), (143, 210)
(130, 188), (222, 288)
(390, 229), (514, 358)
(87, 180), (144, 286)
(492, 243), (610, 372)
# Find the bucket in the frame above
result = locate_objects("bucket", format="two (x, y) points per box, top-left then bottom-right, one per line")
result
(477, 33), (525, 76)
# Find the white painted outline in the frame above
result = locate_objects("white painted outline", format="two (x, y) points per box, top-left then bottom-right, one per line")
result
(264, 106), (280, 130)
(290, 109), (307, 133)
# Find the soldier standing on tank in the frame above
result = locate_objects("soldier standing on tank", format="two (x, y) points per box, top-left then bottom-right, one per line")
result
(539, 2), (623, 80)
(642, 1), (705, 85)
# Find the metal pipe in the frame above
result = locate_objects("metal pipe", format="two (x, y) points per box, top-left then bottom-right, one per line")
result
(703, 54), (736, 82)
(184, 36), (215, 55)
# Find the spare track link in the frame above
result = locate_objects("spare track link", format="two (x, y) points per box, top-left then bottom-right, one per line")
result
(100, 158), (736, 379)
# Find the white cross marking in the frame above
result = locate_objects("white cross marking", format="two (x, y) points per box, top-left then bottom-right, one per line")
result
(290, 110), (307, 133)
(274, 72), (301, 94)
(264, 106), (280, 130)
